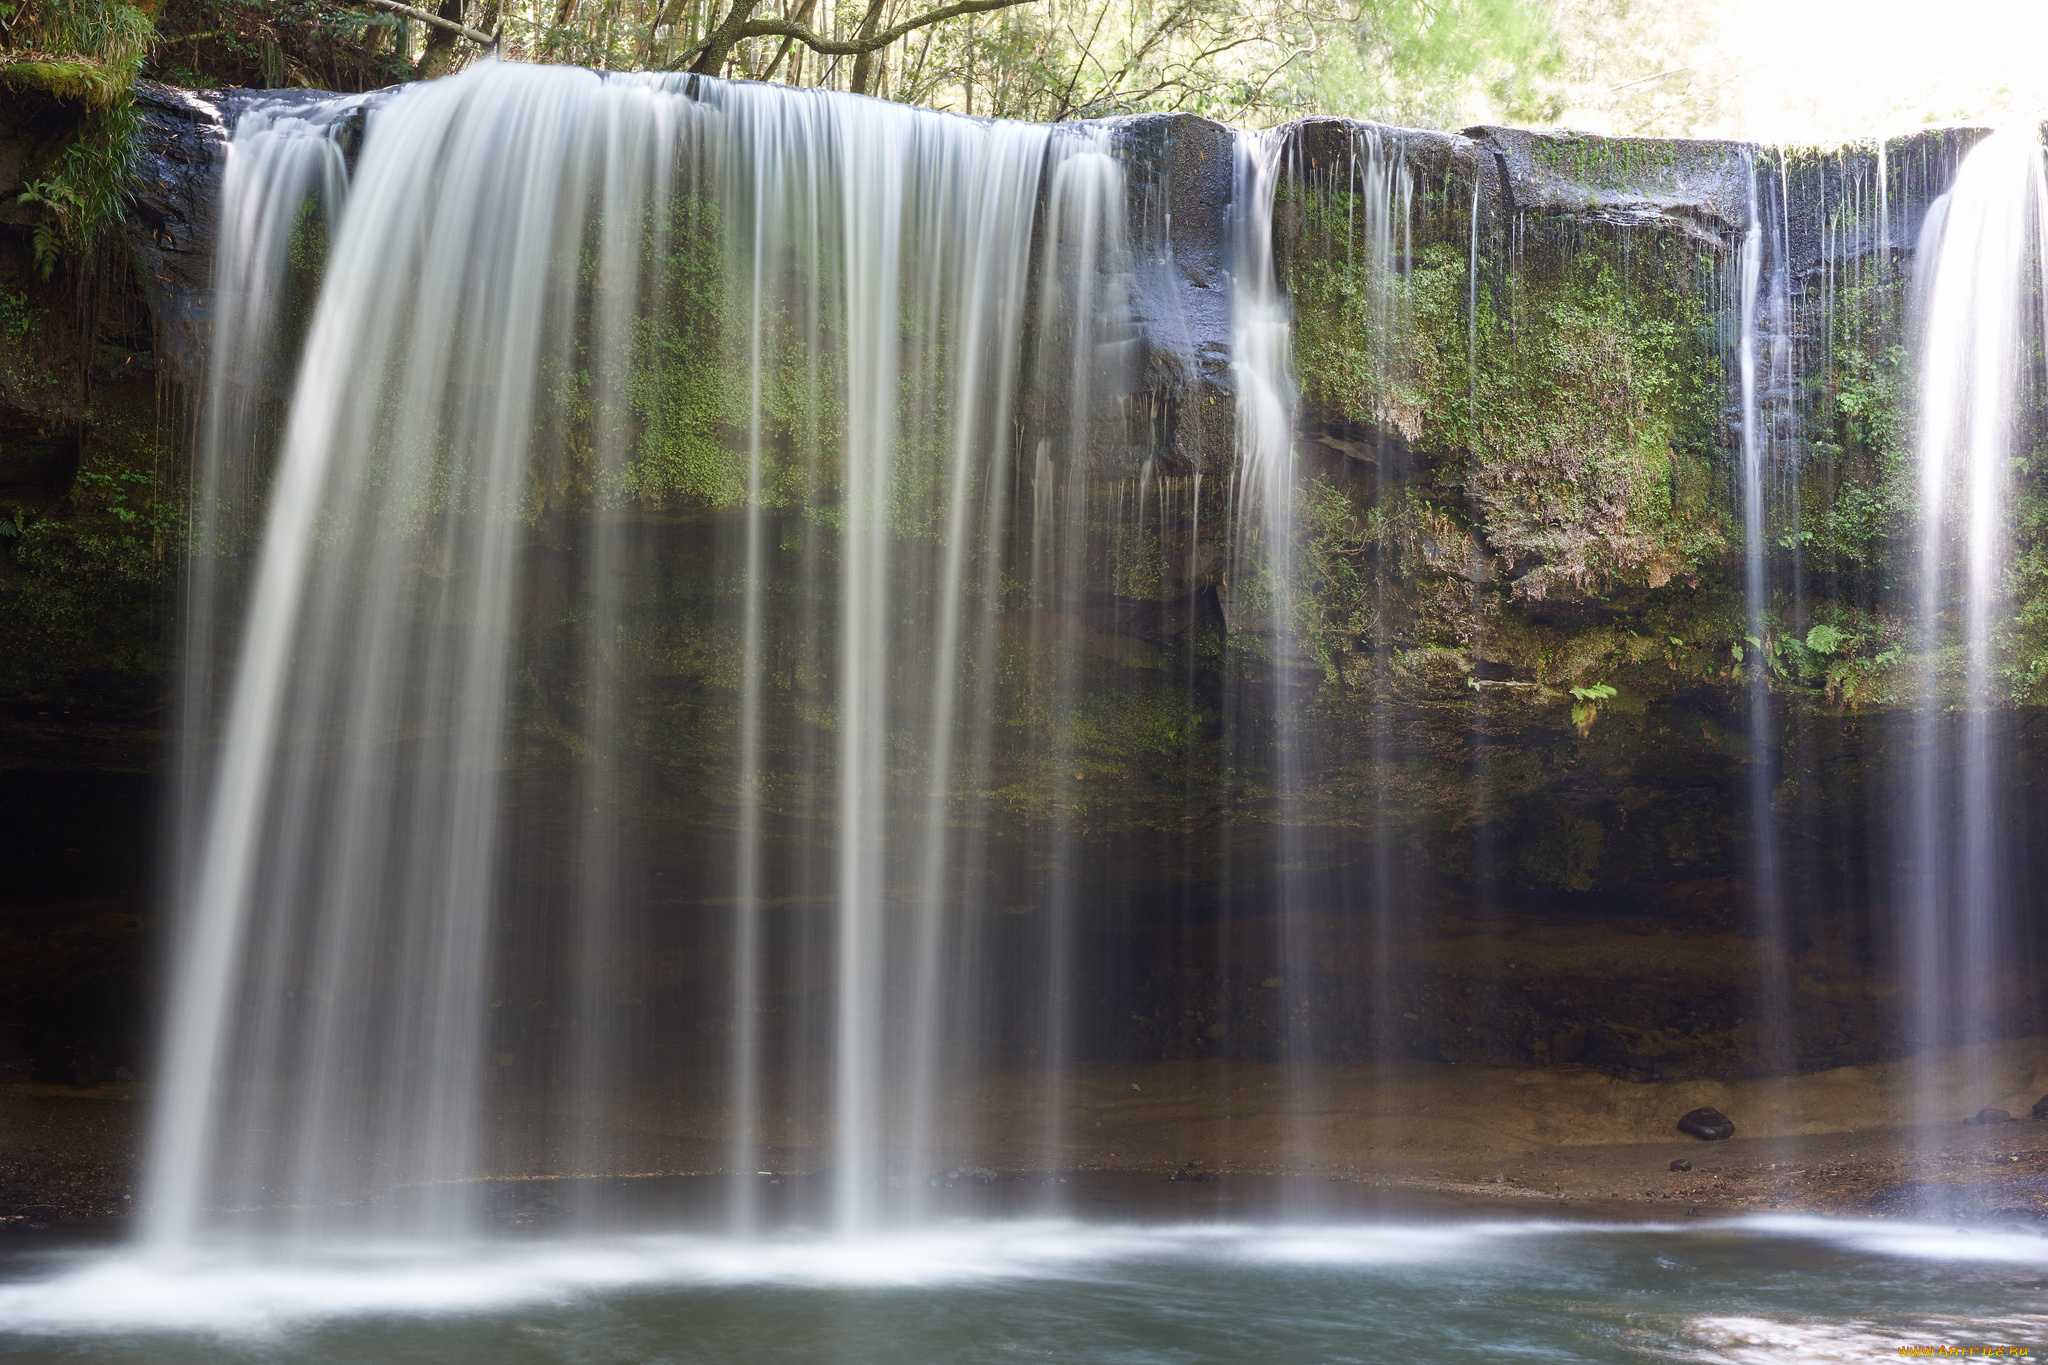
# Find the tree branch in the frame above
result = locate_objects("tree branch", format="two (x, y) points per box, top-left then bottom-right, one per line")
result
(737, 0), (1035, 59)
(759, 0), (818, 82)
(684, 0), (759, 74)
(345, 0), (496, 46)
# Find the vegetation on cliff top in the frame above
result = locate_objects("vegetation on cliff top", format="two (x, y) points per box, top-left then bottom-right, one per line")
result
(126, 0), (1717, 133)
(2, 1), (155, 272)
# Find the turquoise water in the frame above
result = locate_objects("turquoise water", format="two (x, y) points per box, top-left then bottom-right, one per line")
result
(1, 1212), (2042, 1362)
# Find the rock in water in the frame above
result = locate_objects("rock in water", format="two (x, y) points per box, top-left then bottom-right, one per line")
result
(2031, 1095), (2048, 1119)
(1669, 1158), (1692, 1172)
(1964, 1107), (2013, 1126)
(1677, 1107), (1735, 1141)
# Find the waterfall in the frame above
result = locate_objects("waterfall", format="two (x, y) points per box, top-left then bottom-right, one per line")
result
(148, 61), (1140, 1244)
(1902, 126), (2048, 1128)
(146, 56), (2048, 1257)
(153, 96), (357, 1251)
(1224, 127), (1308, 1165)
(1735, 153), (1791, 1074)
(1341, 125), (1416, 1104)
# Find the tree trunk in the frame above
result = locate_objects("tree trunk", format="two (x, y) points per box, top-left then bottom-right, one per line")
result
(846, 0), (888, 94)
(414, 0), (468, 77)
(689, 0), (763, 74)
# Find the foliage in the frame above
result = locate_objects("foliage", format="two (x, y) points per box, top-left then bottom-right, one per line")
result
(0, 0), (154, 106)
(495, 0), (1576, 125)
(15, 97), (140, 275)
(1, 2), (155, 275)
(1305, 0), (1563, 131)
(144, 0), (419, 89)
(123, 0), (1620, 129)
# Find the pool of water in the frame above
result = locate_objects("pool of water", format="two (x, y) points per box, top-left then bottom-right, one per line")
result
(2, 1208), (2043, 1362)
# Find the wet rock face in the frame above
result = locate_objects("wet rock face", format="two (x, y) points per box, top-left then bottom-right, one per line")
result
(1105, 112), (1238, 481)
(1465, 126), (1752, 245)
(125, 82), (377, 395)
(12, 81), (2018, 1093)
(124, 82), (228, 396)
(1279, 116), (1735, 619)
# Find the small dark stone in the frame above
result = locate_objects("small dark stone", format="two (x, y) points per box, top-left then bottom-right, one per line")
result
(1964, 1107), (2013, 1126)
(1669, 1158), (1692, 1172)
(1677, 1106), (1735, 1141)
(1192, 1170), (1220, 1183)
(2032, 1094), (2048, 1119)
(1685, 1206), (1705, 1217)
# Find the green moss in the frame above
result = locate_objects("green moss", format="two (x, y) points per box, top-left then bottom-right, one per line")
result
(0, 55), (123, 104)
(1531, 134), (1682, 192)
(619, 197), (848, 516)
(2, 3), (155, 275)
(1072, 683), (1206, 762)
(1109, 521), (1167, 599)
(0, 0), (153, 109)
(1459, 230), (1724, 599)
(1287, 177), (1726, 609)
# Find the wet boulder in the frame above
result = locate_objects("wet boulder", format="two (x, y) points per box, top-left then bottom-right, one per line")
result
(1677, 1106), (1735, 1141)
(1964, 1107), (2014, 1126)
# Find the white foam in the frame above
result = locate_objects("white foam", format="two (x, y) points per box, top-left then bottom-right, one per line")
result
(0, 1215), (2040, 1338)
(1743, 1213), (2048, 1264)
(0, 1220), (1521, 1335)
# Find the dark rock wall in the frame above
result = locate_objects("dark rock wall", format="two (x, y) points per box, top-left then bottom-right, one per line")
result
(4, 81), (2037, 1087)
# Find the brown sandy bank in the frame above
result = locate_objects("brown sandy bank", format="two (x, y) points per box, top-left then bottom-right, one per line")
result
(6, 1037), (2048, 1227)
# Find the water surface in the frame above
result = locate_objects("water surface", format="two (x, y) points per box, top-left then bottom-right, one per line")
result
(2, 1213), (2041, 1362)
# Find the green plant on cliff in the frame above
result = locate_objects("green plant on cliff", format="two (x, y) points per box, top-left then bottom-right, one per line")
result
(0, 0), (154, 104)
(1566, 679), (1613, 733)
(0, 287), (61, 393)
(144, 0), (420, 91)
(3, 1), (155, 275)
(16, 97), (140, 275)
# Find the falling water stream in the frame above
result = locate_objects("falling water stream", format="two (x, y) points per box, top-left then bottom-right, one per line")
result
(1903, 127), (2048, 1133)
(1734, 152), (1791, 1078)
(145, 64), (1172, 1242)
(151, 67), (2048, 1228)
